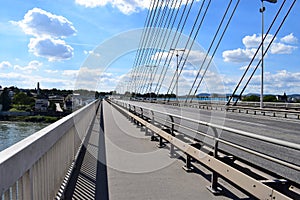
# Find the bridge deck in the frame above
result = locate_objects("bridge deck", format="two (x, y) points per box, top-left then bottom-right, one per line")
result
(64, 101), (250, 199)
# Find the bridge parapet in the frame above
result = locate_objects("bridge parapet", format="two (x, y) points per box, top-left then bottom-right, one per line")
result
(0, 100), (100, 199)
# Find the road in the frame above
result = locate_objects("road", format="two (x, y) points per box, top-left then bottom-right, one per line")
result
(67, 100), (249, 199)
(118, 100), (300, 184)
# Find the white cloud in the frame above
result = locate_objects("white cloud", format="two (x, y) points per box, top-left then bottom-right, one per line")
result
(280, 33), (298, 44)
(12, 8), (76, 38)
(74, 67), (117, 90)
(75, 0), (150, 15)
(84, 50), (100, 57)
(28, 37), (74, 61)
(150, 50), (209, 67)
(11, 8), (76, 62)
(239, 65), (256, 71)
(259, 70), (300, 94)
(74, 0), (198, 15)
(62, 69), (79, 77)
(270, 43), (298, 54)
(207, 69), (300, 94)
(63, 67), (105, 83)
(0, 61), (12, 69)
(0, 71), (75, 89)
(14, 60), (43, 73)
(222, 48), (257, 63)
(223, 33), (298, 63)
(45, 69), (58, 73)
(242, 34), (273, 49)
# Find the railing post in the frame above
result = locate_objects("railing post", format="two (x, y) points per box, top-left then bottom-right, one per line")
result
(144, 108), (149, 136)
(133, 106), (137, 124)
(129, 105), (133, 122)
(169, 115), (175, 158)
(182, 154), (193, 172)
(139, 107), (143, 127)
(150, 111), (157, 141)
(157, 136), (165, 148)
(207, 127), (221, 194)
(23, 170), (33, 200)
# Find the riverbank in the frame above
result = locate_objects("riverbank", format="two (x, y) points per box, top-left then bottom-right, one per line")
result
(0, 115), (60, 123)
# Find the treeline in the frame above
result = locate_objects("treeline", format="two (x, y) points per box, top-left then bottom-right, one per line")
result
(242, 95), (285, 102)
(129, 92), (176, 99)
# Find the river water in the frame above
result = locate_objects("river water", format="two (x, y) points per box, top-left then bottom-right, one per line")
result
(0, 121), (48, 152)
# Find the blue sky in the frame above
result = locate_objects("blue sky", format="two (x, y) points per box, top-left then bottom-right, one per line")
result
(0, 0), (299, 95)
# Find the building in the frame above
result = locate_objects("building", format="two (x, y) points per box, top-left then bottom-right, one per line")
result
(276, 92), (288, 102)
(35, 99), (49, 112)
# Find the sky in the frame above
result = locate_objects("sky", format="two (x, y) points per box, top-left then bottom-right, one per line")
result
(0, 0), (299, 95)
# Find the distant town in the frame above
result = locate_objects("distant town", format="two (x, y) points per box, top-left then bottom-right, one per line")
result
(0, 83), (113, 122)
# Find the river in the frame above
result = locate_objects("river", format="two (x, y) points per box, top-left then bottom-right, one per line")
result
(0, 121), (48, 152)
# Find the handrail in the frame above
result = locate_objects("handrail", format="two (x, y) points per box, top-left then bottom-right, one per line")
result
(117, 100), (300, 151)
(0, 99), (100, 199)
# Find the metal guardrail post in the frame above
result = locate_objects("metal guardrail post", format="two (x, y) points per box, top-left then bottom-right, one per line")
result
(129, 105), (134, 123)
(158, 136), (165, 148)
(144, 108), (149, 136)
(150, 111), (157, 141)
(207, 127), (221, 194)
(133, 106), (137, 124)
(140, 108), (144, 127)
(169, 115), (176, 158)
(182, 154), (193, 172)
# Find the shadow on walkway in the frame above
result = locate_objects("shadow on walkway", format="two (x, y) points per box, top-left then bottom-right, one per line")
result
(64, 102), (109, 200)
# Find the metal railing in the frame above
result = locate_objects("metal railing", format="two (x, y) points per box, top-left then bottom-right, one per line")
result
(131, 97), (300, 119)
(0, 100), (100, 200)
(110, 99), (300, 199)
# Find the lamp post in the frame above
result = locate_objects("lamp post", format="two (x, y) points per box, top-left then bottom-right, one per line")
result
(259, 0), (277, 109)
(170, 48), (185, 101)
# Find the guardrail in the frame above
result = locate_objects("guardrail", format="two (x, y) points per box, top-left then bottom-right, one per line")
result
(140, 99), (300, 120)
(109, 99), (300, 199)
(226, 105), (300, 119)
(0, 100), (100, 200)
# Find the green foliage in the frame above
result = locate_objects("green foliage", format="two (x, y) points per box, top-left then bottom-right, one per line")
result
(9, 116), (59, 123)
(48, 101), (56, 111)
(13, 92), (35, 106)
(0, 88), (11, 111)
(263, 95), (278, 102)
(24, 116), (59, 123)
(242, 95), (260, 102)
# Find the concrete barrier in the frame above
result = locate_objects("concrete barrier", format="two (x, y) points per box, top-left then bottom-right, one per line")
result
(0, 100), (100, 199)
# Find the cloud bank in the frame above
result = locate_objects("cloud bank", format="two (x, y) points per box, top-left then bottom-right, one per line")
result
(223, 33), (298, 63)
(74, 0), (198, 15)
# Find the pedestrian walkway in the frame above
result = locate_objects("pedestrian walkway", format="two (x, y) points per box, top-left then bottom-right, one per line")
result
(63, 100), (250, 199)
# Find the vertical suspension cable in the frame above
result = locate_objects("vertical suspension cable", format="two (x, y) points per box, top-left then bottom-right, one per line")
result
(155, 0), (196, 96)
(232, 0), (296, 105)
(190, 0), (240, 103)
(165, 0), (211, 101)
(226, 0), (287, 105)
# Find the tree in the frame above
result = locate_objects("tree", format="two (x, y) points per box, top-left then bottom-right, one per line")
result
(263, 95), (277, 102)
(242, 95), (260, 102)
(13, 92), (35, 107)
(0, 88), (11, 111)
